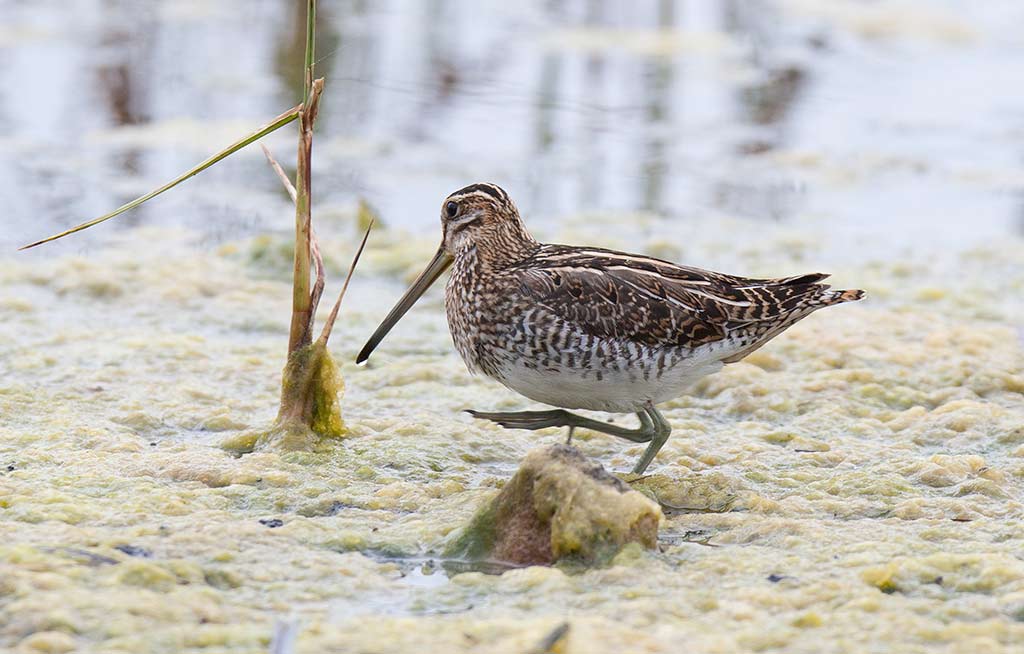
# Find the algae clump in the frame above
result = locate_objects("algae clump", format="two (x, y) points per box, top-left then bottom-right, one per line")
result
(446, 444), (663, 567)
(222, 340), (345, 453)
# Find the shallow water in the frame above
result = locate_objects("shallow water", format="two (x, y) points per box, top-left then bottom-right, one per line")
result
(2, 1), (1024, 653)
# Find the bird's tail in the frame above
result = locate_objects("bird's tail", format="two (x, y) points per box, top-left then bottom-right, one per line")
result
(828, 288), (866, 304)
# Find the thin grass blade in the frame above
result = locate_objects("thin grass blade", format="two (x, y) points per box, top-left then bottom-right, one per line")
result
(318, 220), (373, 345)
(20, 104), (302, 250)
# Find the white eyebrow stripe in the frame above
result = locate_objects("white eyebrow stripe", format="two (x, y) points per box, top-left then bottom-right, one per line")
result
(448, 190), (498, 203)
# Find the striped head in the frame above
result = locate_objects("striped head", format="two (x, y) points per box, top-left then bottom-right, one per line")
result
(356, 182), (534, 364)
(440, 183), (535, 258)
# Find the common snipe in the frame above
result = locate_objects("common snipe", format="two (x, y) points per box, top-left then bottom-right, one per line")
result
(357, 183), (864, 474)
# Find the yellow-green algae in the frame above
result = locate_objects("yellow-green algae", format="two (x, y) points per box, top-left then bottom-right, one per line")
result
(222, 341), (345, 454)
(2, 216), (1022, 653)
(5, 0), (1024, 650)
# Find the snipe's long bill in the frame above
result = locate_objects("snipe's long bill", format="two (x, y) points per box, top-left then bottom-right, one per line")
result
(357, 183), (864, 474)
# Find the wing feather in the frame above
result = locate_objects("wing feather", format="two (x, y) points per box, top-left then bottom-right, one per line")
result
(509, 244), (853, 351)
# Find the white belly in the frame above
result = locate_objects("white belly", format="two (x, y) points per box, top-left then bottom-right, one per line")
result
(491, 344), (725, 413)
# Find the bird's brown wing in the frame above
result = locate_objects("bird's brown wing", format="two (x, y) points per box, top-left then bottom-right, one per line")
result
(509, 244), (859, 352)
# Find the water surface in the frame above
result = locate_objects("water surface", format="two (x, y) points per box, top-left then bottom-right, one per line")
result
(2, 2), (1024, 653)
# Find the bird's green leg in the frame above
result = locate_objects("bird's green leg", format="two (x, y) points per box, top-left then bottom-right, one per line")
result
(467, 409), (655, 443)
(631, 405), (672, 474)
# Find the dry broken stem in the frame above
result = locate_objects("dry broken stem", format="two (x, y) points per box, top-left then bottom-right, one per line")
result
(260, 139), (337, 345)
(287, 76), (325, 355)
(319, 219), (373, 344)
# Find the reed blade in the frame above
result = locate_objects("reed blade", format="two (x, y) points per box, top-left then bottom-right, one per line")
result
(20, 104), (302, 250)
(318, 220), (374, 345)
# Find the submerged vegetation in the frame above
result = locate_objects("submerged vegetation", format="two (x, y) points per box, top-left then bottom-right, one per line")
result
(20, 0), (367, 451)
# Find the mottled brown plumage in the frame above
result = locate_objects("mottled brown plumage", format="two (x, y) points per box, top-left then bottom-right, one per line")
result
(358, 182), (865, 473)
(508, 245), (862, 359)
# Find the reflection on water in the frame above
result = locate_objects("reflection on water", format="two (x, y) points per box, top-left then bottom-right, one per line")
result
(274, 0), (340, 105)
(638, 1), (675, 213)
(94, 8), (153, 225)
(3, 0), (1024, 251)
(370, 553), (523, 581)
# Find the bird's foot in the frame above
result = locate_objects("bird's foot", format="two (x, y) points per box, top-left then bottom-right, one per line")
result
(467, 408), (657, 445)
(465, 409), (574, 431)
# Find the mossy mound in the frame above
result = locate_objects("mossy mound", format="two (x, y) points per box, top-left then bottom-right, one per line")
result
(447, 445), (662, 567)
(221, 341), (344, 453)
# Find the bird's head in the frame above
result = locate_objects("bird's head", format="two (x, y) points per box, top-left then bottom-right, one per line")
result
(356, 182), (533, 364)
(439, 182), (529, 256)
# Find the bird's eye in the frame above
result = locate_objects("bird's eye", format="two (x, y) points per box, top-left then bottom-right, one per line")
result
(445, 201), (459, 218)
